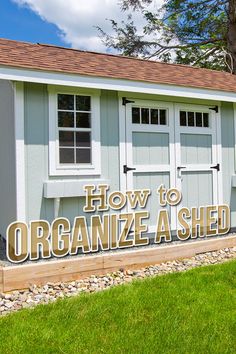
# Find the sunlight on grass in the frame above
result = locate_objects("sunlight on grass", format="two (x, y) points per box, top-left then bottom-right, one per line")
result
(0, 260), (236, 354)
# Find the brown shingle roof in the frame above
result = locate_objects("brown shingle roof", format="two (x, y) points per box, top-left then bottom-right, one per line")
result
(0, 37), (236, 93)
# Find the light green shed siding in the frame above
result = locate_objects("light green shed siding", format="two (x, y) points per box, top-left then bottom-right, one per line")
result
(24, 83), (119, 225)
(24, 83), (54, 223)
(0, 80), (16, 237)
(221, 102), (236, 228)
(23, 83), (236, 231)
(100, 90), (120, 190)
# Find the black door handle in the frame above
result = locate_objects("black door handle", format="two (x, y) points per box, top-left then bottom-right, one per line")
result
(123, 165), (136, 174)
(177, 166), (186, 170)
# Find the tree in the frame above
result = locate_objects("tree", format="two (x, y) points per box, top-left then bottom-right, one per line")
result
(98, 0), (236, 73)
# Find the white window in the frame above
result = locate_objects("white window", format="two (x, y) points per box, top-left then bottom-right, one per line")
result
(48, 87), (101, 176)
(132, 106), (168, 125)
(180, 110), (209, 127)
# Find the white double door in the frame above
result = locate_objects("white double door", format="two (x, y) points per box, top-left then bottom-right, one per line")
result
(121, 99), (222, 233)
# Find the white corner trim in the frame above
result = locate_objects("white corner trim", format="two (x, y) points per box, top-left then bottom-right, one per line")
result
(1, 66), (236, 103)
(13, 81), (26, 221)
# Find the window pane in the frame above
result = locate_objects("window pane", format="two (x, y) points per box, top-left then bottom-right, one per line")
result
(76, 149), (91, 163)
(188, 112), (194, 126)
(59, 131), (74, 147)
(76, 132), (91, 147)
(132, 107), (140, 124)
(180, 111), (187, 126)
(76, 113), (91, 128)
(58, 111), (74, 128)
(76, 96), (91, 111)
(160, 110), (166, 125)
(141, 108), (149, 124)
(196, 112), (203, 127)
(58, 94), (74, 110)
(60, 148), (74, 164)
(151, 109), (159, 124)
(203, 113), (209, 127)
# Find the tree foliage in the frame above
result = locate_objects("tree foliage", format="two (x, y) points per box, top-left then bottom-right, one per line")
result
(98, 0), (236, 73)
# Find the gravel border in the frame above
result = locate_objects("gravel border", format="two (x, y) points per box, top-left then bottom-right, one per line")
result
(0, 246), (236, 317)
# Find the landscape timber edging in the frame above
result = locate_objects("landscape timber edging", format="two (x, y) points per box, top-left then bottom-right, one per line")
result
(1, 235), (236, 292)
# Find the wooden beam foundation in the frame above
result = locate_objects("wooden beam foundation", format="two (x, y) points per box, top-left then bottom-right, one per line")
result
(1, 235), (236, 292)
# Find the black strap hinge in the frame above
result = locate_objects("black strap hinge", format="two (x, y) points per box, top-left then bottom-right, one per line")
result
(211, 163), (220, 171)
(122, 97), (135, 106)
(209, 106), (219, 113)
(123, 165), (136, 174)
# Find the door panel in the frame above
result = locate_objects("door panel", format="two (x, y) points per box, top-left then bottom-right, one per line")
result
(133, 132), (169, 165)
(133, 172), (170, 232)
(181, 171), (213, 209)
(180, 134), (212, 164)
(122, 100), (221, 235)
(175, 104), (219, 231)
(125, 100), (176, 232)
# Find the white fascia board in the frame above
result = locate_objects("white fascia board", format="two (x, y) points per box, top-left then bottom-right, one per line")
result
(1, 65), (236, 102)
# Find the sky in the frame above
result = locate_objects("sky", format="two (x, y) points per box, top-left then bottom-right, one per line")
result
(0, 0), (163, 52)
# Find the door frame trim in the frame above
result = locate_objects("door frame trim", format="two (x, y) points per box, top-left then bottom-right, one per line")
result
(119, 98), (223, 231)
(119, 98), (176, 230)
(174, 102), (223, 208)
(118, 97), (127, 194)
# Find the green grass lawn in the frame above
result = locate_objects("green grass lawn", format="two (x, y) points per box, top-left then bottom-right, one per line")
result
(0, 261), (236, 354)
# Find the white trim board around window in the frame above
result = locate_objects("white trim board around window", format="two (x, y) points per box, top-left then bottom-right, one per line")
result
(48, 86), (101, 176)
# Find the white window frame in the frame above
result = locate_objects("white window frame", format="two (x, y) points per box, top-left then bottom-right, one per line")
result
(179, 108), (210, 129)
(48, 86), (101, 176)
(131, 105), (169, 126)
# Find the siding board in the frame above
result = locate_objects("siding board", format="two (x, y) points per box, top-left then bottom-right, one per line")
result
(22, 85), (236, 231)
(221, 102), (236, 226)
(24, 83), (52, 222)
(0, 80), (16, 237)
(24, 86), (120, 225)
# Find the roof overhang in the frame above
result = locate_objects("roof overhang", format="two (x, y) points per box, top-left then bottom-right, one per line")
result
(1, 65), (236, 103)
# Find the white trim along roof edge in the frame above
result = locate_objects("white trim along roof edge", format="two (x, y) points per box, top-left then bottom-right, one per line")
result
(1, 65), (236, 103)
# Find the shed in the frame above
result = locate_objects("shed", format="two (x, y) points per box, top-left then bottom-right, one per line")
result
(0, 38), (236, 240)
